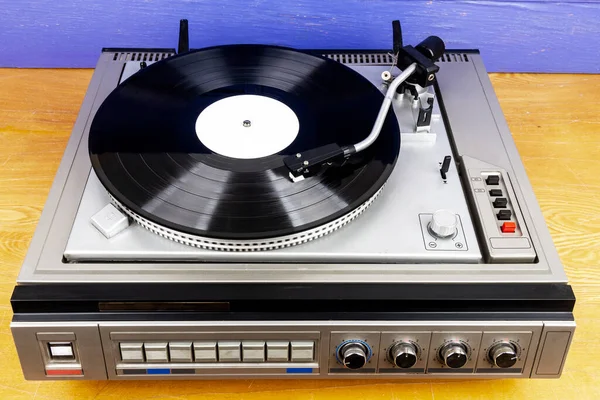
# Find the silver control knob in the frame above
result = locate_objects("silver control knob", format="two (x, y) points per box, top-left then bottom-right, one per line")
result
(338, 341), (369, 370)
(489, 342), (518, 368)
(439, 342), (469, 369)
(429, 210), (458, 238)
(388, 342), (418, 368)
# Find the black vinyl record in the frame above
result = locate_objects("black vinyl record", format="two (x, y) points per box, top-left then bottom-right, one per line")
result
(89, 45), (400, 240)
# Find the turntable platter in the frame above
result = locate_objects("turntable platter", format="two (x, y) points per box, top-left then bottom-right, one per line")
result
(88, 45), (400, 247)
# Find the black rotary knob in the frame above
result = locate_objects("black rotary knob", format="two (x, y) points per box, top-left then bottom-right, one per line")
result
(338, 342), (369, 370)
(489, 343), (518, 368)
(388, 342), (418, 368)
(439, 342), (469, 369)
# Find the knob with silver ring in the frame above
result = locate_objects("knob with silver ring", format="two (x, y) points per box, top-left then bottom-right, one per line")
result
(428, 209), (458, 238)
(338, 341), (370, 370)
(388, 342), (418, 368)
(488, 342), (518, 368)
(439, 342), (469, 369)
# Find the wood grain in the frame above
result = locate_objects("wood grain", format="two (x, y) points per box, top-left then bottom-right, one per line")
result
(1, 69), (600, 398)
(1, 0), (599, 72)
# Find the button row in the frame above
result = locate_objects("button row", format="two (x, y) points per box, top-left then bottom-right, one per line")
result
(120, 341), (314, 363)
(483, 173), (518, 230)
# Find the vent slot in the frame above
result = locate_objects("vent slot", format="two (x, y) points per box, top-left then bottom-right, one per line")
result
(112, 52), (174, 62)
(324, 53), (395, 65)
(436, 53), (469, 63)
(325, 52), (469, 65)
(110, 51), (468, 65)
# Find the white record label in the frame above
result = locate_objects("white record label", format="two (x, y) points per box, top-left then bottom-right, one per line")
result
(195, 94), (300, 159)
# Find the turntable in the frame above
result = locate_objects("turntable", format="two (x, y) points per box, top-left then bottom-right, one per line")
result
(11, 20), (575, 380)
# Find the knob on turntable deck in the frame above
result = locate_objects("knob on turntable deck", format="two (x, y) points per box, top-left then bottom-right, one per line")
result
(89, 45), (400, 248)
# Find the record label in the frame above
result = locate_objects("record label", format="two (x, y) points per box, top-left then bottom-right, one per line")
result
(195, 94), (300, 159)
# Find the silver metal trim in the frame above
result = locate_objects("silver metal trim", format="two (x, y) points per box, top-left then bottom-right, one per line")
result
(11, 320), (570, 380)
(14, 51), (570, 284)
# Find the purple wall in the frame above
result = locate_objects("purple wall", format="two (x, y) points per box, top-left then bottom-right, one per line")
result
(1, 0), (599, 72)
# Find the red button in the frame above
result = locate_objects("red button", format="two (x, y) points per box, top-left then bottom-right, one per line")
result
(46, 369), (83, 376)
(501, 222), (516, 233)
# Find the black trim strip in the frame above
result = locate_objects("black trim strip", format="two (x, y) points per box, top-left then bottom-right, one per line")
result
(330, 368), (376, 373)
(11, 283), (575, 301)
(10, 283), (575, 314)
(428, 368), (474, 373)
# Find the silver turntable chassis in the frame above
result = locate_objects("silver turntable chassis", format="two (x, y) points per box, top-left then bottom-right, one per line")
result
(10, 48), (574, 380)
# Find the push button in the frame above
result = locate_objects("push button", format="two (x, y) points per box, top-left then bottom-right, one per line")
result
(290, 341), (314, 362)
(242, 341), (266, 362)
(194, 342), (217, 362)
(486, 175), (500, 185)
(493, 198), (508, 208)
(267, 341), (290, 362)
(48, 342), (75, 360)
(501, 221), (517, 233)
(218, 341), (242, 362)
(489, 189), (503, 197)
(497, 209), (512, 221)
(144, 342), (169, 363)
(120, 342), (145, 362)
(169, 342), (193, 362)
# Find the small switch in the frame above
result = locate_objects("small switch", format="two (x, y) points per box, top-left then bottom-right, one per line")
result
(120, 342), (145, 362)
(90, 203), (130, 239)
(486, 175), (500, 185)
(218, 341), (242, 362)
(493, 197), (508, 208)
(243, 341), (266, 362)
(489, 189), (503, 197)
(266, 341), (290, 362)
(290, 341), (314, 362)
(169, 342), (193, 362)
(439, 155), (452, 180)
(497, 209), (512, 221)
(193, 342), (217, 362)
(501, 221), (517, 233)
(48, 342), (75, 360)
(144, 342), (169, 363)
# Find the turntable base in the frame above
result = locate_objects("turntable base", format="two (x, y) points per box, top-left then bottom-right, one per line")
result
(3, 19), (580, 382)
(1, 69), (597, 398)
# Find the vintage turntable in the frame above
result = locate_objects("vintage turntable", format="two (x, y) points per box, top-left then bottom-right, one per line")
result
(11, 20), (574, 380)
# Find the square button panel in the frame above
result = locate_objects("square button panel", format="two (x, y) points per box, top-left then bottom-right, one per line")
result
(242, 341), (266, 362)
(120, 342), (144, 363)
(194, 342), (217, 362)
(477, 331), (532, 373)
(48, 342), (75, 360)
(290, 341), (314, 362)
(266, 341), (289, 362)
(169, 342), (193, 362)
(144, 342), (169, 363)
(379, 332), (431, 372)
(428, 332), (482, 372)
(218, 341), (242, 362)
(329, 332), (380, 371)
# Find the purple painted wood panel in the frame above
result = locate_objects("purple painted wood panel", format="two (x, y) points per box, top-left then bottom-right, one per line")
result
(0, 0), (598, 72)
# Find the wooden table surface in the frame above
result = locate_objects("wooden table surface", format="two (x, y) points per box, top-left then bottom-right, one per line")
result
(0, 69), (599, 399)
